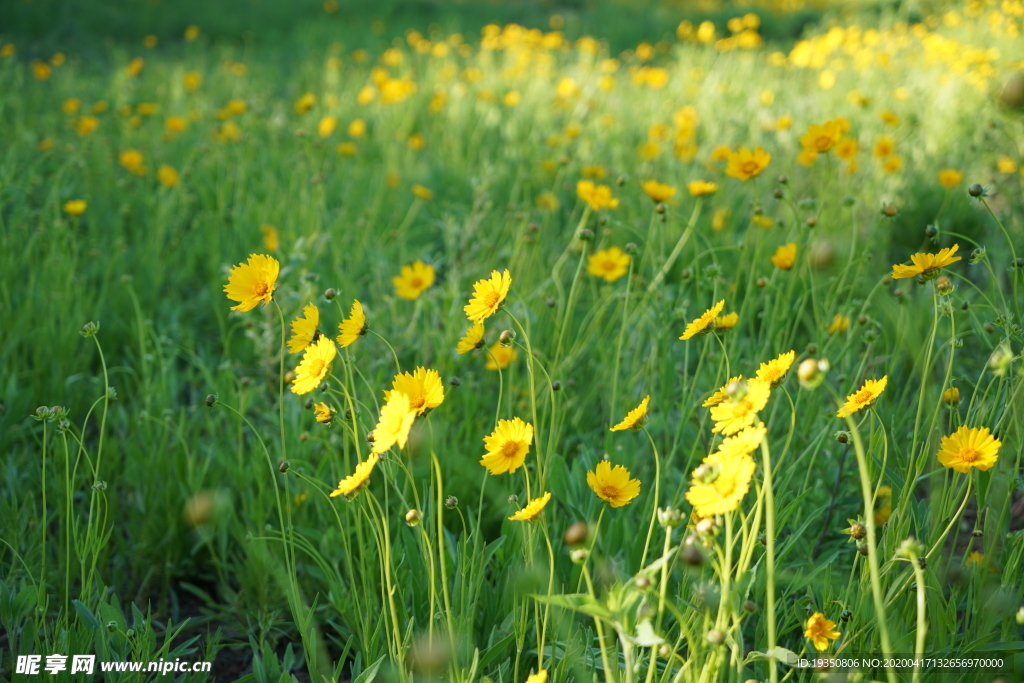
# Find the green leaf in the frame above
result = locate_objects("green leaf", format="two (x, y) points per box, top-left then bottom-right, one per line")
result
(531, 593), (613, 621)
(625, 619), (664, 647)
(352, 654), (386, 683)
(73, 600), (101, 630)
(768, 646), (800, 667)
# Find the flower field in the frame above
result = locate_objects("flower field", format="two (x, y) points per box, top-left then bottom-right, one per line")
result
(2, 0), (1024, 681)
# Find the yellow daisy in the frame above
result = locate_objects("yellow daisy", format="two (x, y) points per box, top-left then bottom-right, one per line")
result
(336, 300), (367, 347)
(827, 314), (850, 334)
(291, 336), (337, 395)
(329, 458), (377, 498)
(755, 350), (796, 388)
(224, 254), (280, 312)
(370, 391), (417, 454)
(287, 303), (320, 354)
(874, 485), (892, 526)
(703, 375), (744, 408)
(724, 146), (771, 181)
(685, 442), (758, 516)
(587, 246), (631, 283)
(679, 300), (726, 340)
(509, 492), (552, 522)
(890, 244), (961, 280)
(687, 180), (718, 197)
(485, 341), (518, 370)
(837, 376), (887, 418)
(314, 402), (335, 424)
(715, 312), (738, 330)
(392, 260), (436, 300)
(936, 426), (1001, 473)
(457, 321), (486, 354)
(524, 672), (548, 683)
(480, 417), (534, 475)
(465, 269), (512, 322)
(384, 367), (445, 416)
(586, 461), (641, 508)
(610, 396), (650, 432)
(577, 180), (620, 210)
(710, 379), (771, 435)
(771, 243), (797, 270)
(63, 200), (87, 216)
(938, 169), (963, 188)
(641, 180), (677, 203)
(804, 612), (840, 652)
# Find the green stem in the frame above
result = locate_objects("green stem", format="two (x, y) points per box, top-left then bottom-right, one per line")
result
(760, 438), (778, 683)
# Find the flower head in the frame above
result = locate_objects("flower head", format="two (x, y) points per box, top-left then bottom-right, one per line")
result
(384, 367), (444, 416)
(63, 200), (87, 216)
(891, 244), (961, 280)
(804, 612), (840, 652)
(457, 321), (486, 354)
(577, 180), (619, 210)
(314, 402), (335, 424)
(119, 149), (147, 176)
(480, 417), (534, 475)
(587, 461), (641, 508)
(799, 121), (843, 153)
(393, 260), (436, 300)
(509, 492), (552, 522)
(703, 375), (743, 408)
(371, 391), (417, 454)
(680, 300), (726, 340)
(485, 341), (518, 370)
(610, 396), (650, 432)
(329, 458), (376, 498)
(874, 485), (892, 525)
(412, 184), (434, 200)
(828, 314), (850, 335)
(710, 379), (771, 435)
(938, 169), (963, 188)
(464, 269), (511, 322)
(771, 243), (797, 270)
(937, 426), (1001, 473)
(291, 336), (337, 395)
(837, 376), (887, 418)
(725, 146), (771, 181)
(756, 350), (796, 388)
(687, 180), (718, 197)
(287, 304), (320, 354)
(685, 425), (763, 516)
(525, 672), (548, 683)
(337, 300), (367, 347)
(715, 312), (738, 330)
(587, 247), (630, 283)
(260, 224), (279, 252)
(157, 165), (179, 188)
(224, 254), (280, 312)
(641, 180), (677, 203)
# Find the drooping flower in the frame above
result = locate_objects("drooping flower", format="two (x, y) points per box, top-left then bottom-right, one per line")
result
(610, 396), (650, 432)
(586, 461), (641, 508)
(890, 244), (961, 280)
(724, 146), (771, 181)
(480, 417), (534, 475)
(641, 180), (677, 203)
(687, 180), (718, 197)
(392, 260), (436, 300)
(384, 367), (444, 416)
(577, 180), (619, 210)
(314, 402), (335, 424)
(336, 300), (367, 347)
(685, 425), (762, 516)
(710, 379), (771, 435)
(485, 341), (518, 370)
(587, 247), (630, 283)
(836, 377), (887, 418)
(755, 350), (796, 387)
(703, 375), (744, 408)
(63, 200), (87, 216)
(464, 269), (511, 322)
(509, 492), (552, 522)
(771, 243), (797, 270)
(288, 304), (320, 354)
(291, 336), (337, 395)
(329, 458), (376, 498)
(371, 391), (417, 454)
(457, 321), (485, 354)
(224, 254), (280, 312)
(936, 426), (1001, 473)
(804, 612), (841, 652)
(679, 300), (726, 340)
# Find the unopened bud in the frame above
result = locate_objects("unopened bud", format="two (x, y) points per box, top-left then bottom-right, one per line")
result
(658, 507), (683, 528)
(882, 204), (898, 217)
(564, 521), (588, 545)
(635, 576), (651, 590)
(405, 509), (423, 526)
(324, 287), (337, 300)
(445, 495), (458, 509)
(706, 629), (725, 645)
(849, 523), (866, 540)
(507, 494), (518, 505)
(499, 329), (516, 347)
(570, 548), (589, 564)
(578, 228), (594, 241)
(449, 376), (461, 387)
(968, 183), (984, 197)
(743, 600), (756, 613)
(80, 321), (100, 337)
(835, 431), (850, 444)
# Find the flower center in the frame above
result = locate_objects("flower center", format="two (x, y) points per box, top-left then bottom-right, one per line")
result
(484, 291), (501, 309)
(854, 388), (873, 404)
(409, 395), (425, 411)
(959, 447), (979, 463)
(814, 136), (831, 151)
(254, 281), (269, 297)
(741, 161), (759, 175)
(308, 359), (326, 377)
(600, 485), (620, 500)
(410, 277), (423, 289)
(601, 260), (617, 272)
(501, 440), (520, 460)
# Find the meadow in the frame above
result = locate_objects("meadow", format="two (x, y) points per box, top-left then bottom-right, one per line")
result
(2, 0), (1024, 681)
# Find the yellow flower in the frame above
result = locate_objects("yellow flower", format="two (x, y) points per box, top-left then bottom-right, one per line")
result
(224, 254), (280, 312)
(480, 417), (533, 475)
(890, 244), (961, 280)
(576, 180), (619, 210)
(755, 216), (776, 230)
(771, 243), (797, 270)
(464, 269), (511, 322)
(63, 200), (87, 216)
(412, 184), (433, 200)
(756, 350), (795, 387)
(641, 180), (677, 203)
(797, 148), (818, 167)
(799, 120), (843, 153)
(804, 612), (840, 652)
(288, 304), (320, 354)
(294, 93), (317, 114)
(938, 169), (963, 188)
(524, 671), (548, 683)
(314, 402), (335, 424)
(680, 299), (725, 340)
(485, 341), (517, 370)
(317, 115), (337, 138)
(38, 138), (53, 151)
(62, 97), (81, 114)
(836, 376), (887, 418)
(587, 247), (630, 283)
(260, 224), (280, 252)
(610, 396), (649, 432)
(126, 57), (144, 77)
(384, 367), (445, 416)
(457, 321), (485, 354)
(336, 142), (357, 156)
(119, 149), (147, 176)
(392, 260), (435, 300)
(882, 156), (903, 173)
(371, 391), (418, 454)
(828, 314), (850, 335)
(408, 133), (425, 151)
(725, 146), (771, 181)
(165, 117), (187, 134)
(183, 71), (202, 91)
(936, 426), (1001, 473)
(997, 157), (1018, 174)
(509, 492), (552, 522)
(703, 375), (743, 408)
(834, 138), (858, 160)
(536, 192), (560, 212)
(715, 312), (738, 331)
(874, 485), (892, 526)
(965, 551), (984, 567)
(157, 165), (179, 188)
(942, 387), (960, 406)
(685, 424), (763, 516)
(184, 25), (200, 41)
(687, 180), (718, 197)
(329, 457), (377, 498)
(880, 110), (900, 126)
(710, 379), (771, 435)
(336, 300), (367, 347)
(33, 61), (52, 80)
(73, 116), (99, 136)
(581, 164), (607, 179)
(348, 118), (367, 138)
(586, 461), (641, 508)
(291, 336), (337, 395)
(873, 135), (895, 158)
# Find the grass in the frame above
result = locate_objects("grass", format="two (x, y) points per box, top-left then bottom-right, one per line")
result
(2, 0), (1024, 681)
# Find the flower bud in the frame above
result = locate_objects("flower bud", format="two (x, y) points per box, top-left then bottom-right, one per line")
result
(835, 431), (850, 444)
(797, 357), (829, 389)
(706, 629), (725, 645)
(405, 509), (423, 526)
(634, 576), (651, 590)
(499, 329), (516, 347)
(943, 387), (960, 406)
(925, 224), (937, 238)
(617, 174), (628, 187)
(849, 523), (866, 540)
(507, 494), (518, 505)
(578, 228), (594, 241)
(881, 204), (898, 217)
(777, 174), (788, 184)
(80, 321), (100, 337)
(624, 242), (638, 255)
(935, 276), (954, 295)
(658, 507), (683, 528)
(551, 381), (561, 391)
(681, 544), (703, 566)
(772, 188), (783, 200)
(564, 521), (589, 546)
(570, 548), (589, 564)
(449, 376), (461, 387)
(968, 183), (984, 197)
(743, 600), (756, 613)
(805, 216), (818, 228)
(324, 287), (337, 300)
(695, 518), (715, 535)
(278, 460), (290, 473)
(1016, 606), (1024, 625)
(445, 496), (458, 509)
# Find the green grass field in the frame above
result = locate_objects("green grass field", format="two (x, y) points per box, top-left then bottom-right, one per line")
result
(2, 0), (1024, 681)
